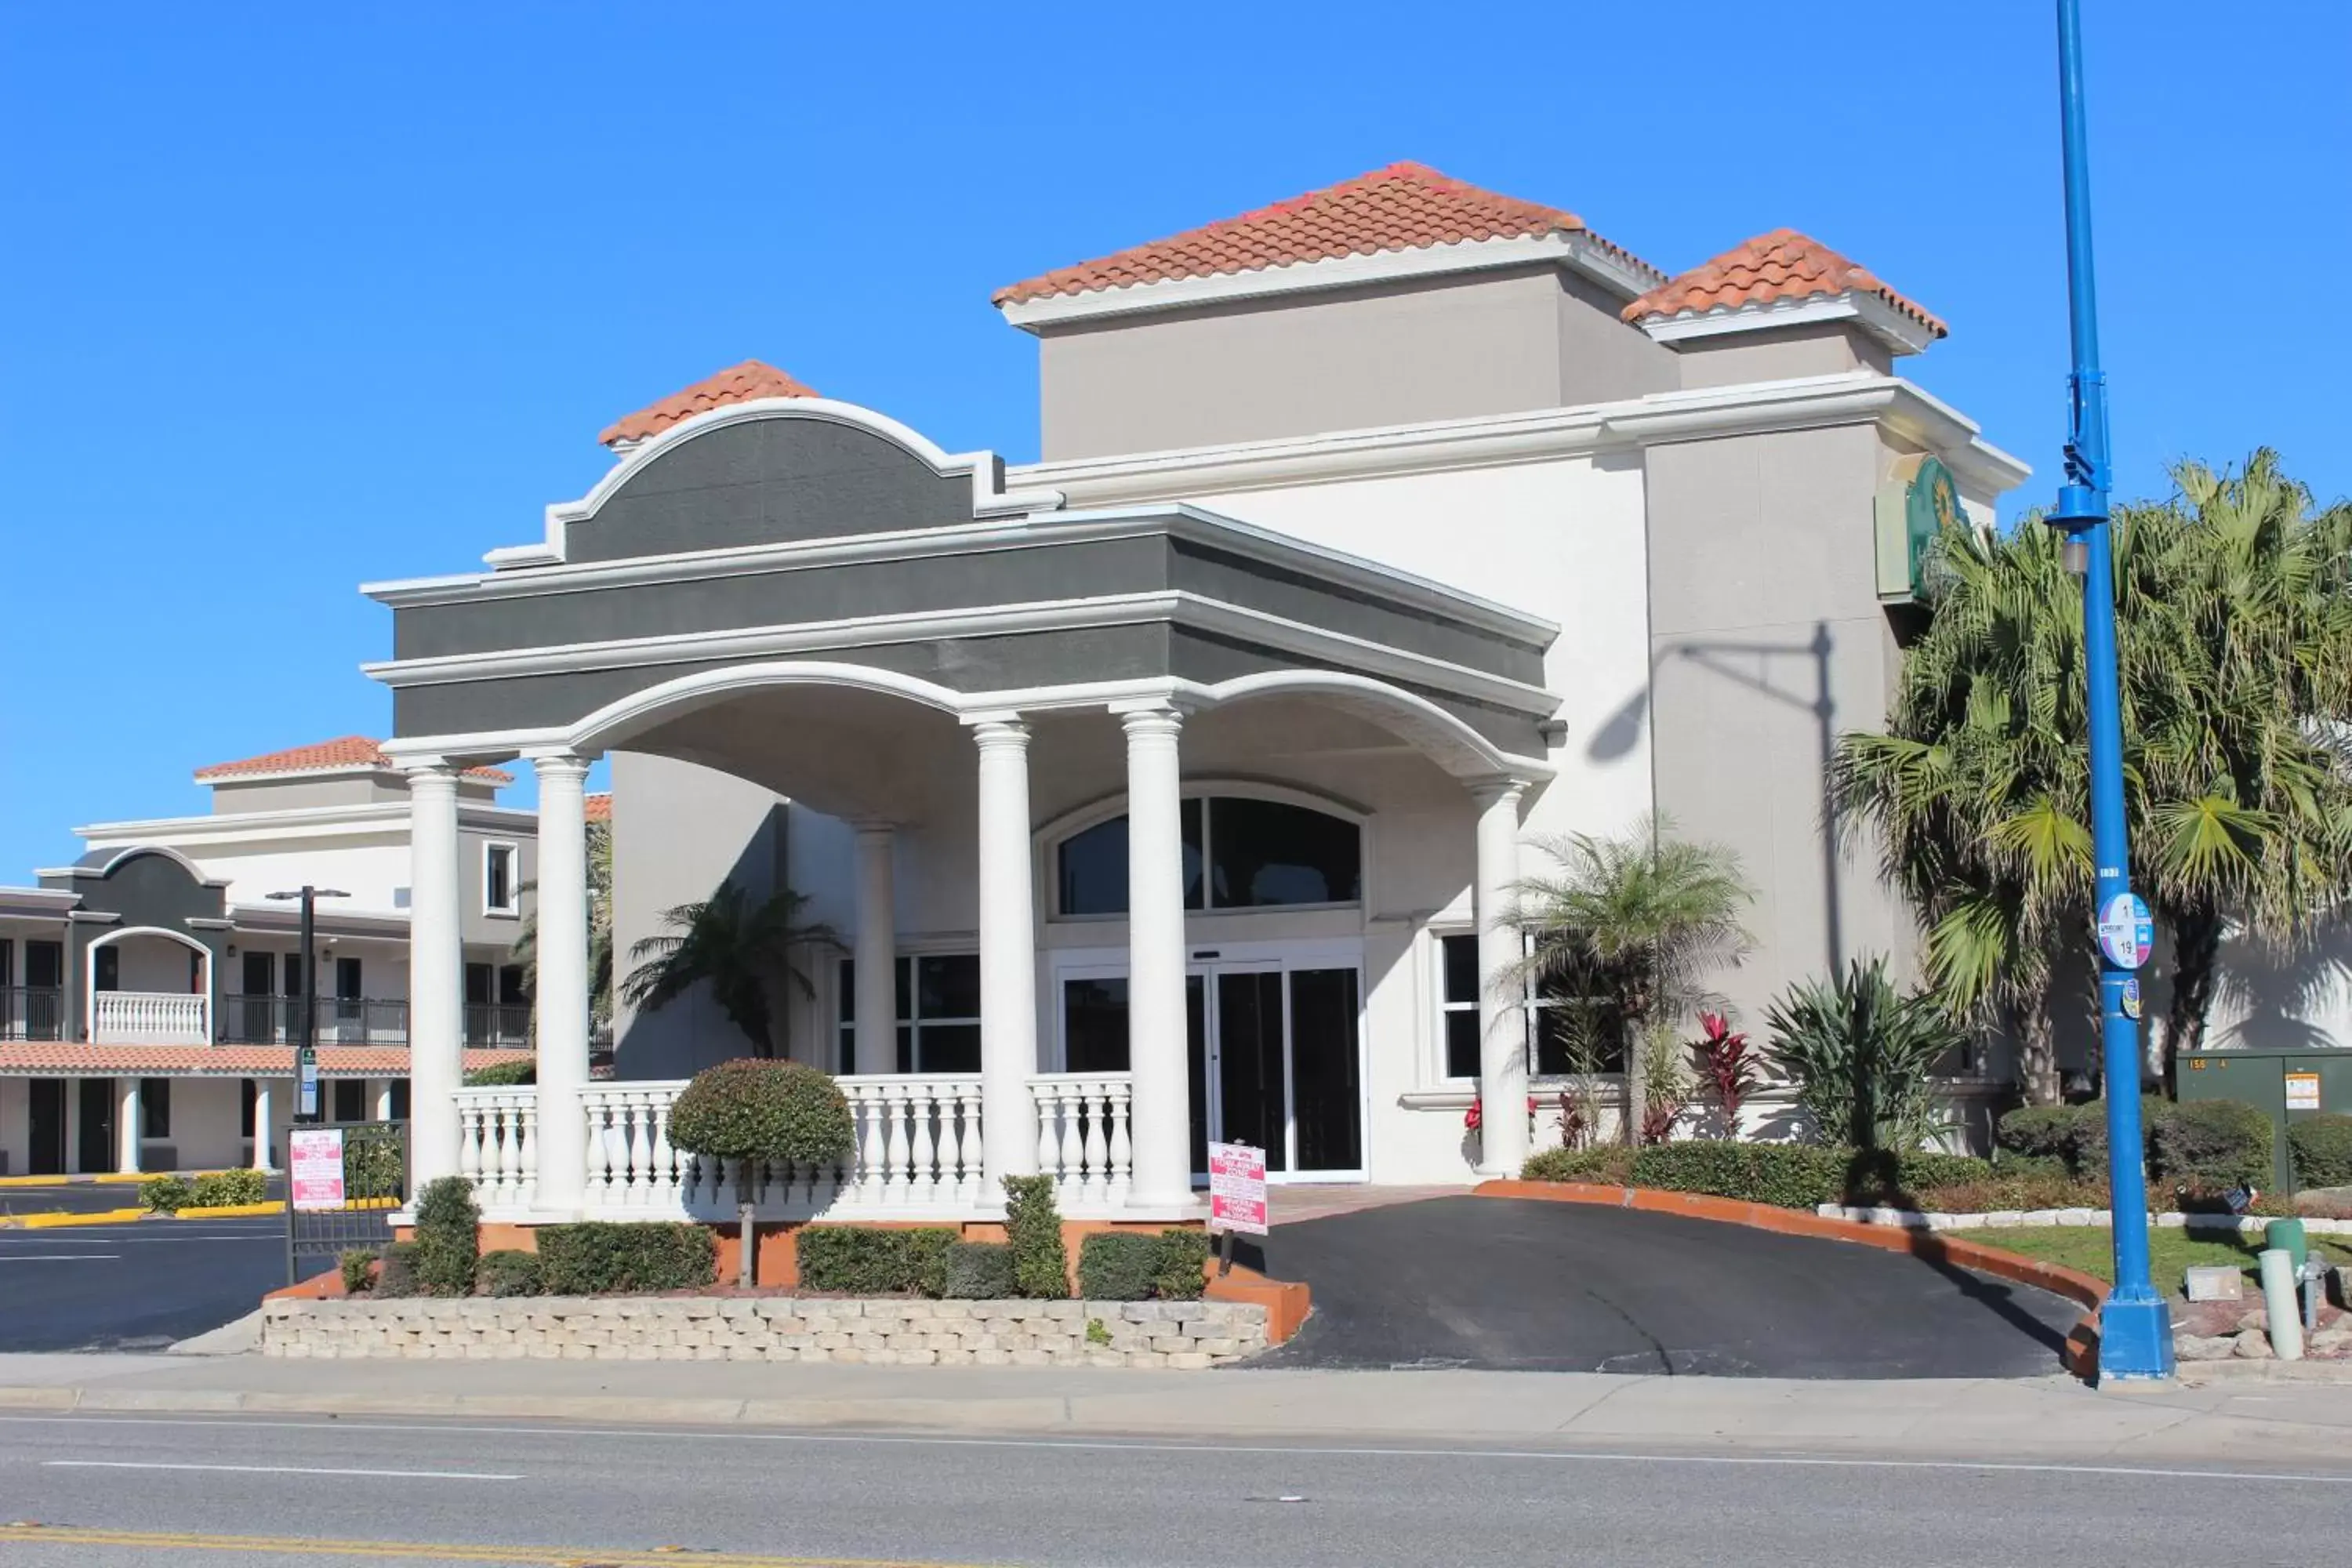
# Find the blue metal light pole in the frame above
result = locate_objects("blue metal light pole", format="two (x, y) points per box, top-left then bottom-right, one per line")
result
(2049, 0), (2172, 1380)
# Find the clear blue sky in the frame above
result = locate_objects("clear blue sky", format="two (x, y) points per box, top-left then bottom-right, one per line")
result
(4, 3), (2346, 880)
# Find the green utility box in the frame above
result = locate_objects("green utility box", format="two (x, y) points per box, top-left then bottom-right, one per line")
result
(2177, 1047), (2352, 1193)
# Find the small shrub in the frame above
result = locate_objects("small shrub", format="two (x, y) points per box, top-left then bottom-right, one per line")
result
(1692, 1011), (1762, 1129)
(2154, 1098), (2273, 1192)
(1001, 1174), (1069, 1298)
(476, 1249), (544, 1298)
(1990, 1150), (2071, 1178)
(410, 1175), (481, 1298)
(1629, 1140), (1848, 1210)
(535, 1221), (716, 1294)
(2073, 1096), (2171, 1178)
(374, 1240), (421, 1298)
(1996, 1105), (2086, 1167)
(1842, 1150), (1994, 1204)
(942, 1240), (1018, 1300)
(794, 1225), (959, 1296)
(138, 1174), (194, 1214)
(1078, 1232), (1163, 1301)
(191, 1168), (268, 1207)
(463, 1059), (536, 1087)
(343, 1137), (405, 1203)
(1765, 957), (1962, 1152)
(1909, 1171), (2107, 1214)
(668, 1060), (858, 1285)
(2288, 1113), (2352, 1190)
(1085, 1317), (1112, 1347)
(339, 1247), (379, 1294)
(1520, 1145), (1635, 1185)
(1152, 1229), (1210, 1301)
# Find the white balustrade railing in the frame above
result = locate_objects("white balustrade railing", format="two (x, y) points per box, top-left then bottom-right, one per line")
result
(459, 1069), (1143, 1219)
(1027, 1073), (1133, 1209)
(92, 990), (209, 1045)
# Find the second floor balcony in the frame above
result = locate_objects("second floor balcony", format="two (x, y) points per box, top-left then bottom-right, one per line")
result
(216, 996), (532, 1049)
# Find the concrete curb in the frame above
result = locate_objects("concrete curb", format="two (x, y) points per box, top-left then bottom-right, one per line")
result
(2172, 1357), (2352, 1385)
(0, 1207), (150, 1230)
(1817, 1203), (2352, 1237)
(0, 1171), (232, 1189)
(174, 1202), (284, 1219)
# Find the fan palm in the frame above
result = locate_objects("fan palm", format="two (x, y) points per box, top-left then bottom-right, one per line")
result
(1509, 819), (1752, 1145)
(1835, 450), (2352, 1096)
(619, 881), (840, 1058)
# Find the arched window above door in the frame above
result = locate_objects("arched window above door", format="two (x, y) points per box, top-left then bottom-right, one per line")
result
(1054, 795), (1362, 917)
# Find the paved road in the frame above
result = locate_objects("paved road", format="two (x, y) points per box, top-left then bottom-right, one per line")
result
(0, 1175), (287, 1218)
(0, 1409), (2343, 1566)
(1247, 1196), (2082, 1376)
(0, 1218), (285, 1351)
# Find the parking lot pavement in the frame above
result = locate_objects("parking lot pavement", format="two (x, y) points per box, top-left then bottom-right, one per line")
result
(0, 1217), (285, 1352)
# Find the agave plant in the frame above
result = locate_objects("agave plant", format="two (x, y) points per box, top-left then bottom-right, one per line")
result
(1764, 957), (1962, 1153)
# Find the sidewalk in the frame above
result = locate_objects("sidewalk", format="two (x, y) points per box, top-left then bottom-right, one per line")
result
(4, 1350), (2350, 1468)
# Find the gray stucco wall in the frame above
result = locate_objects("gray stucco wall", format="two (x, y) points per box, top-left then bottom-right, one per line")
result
(207, 778), (411, 814)
(1672, 324), (1893, 390)
(1642, 422), (1917, 1029)
(1036, 265), (1670, 461)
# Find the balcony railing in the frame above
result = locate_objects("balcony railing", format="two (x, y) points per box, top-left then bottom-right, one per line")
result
(464, 1003), (531, 1049)
(219, 996), (411, 1047)
(0, 987), (64, 1042)
(92, 990), (209, 1046)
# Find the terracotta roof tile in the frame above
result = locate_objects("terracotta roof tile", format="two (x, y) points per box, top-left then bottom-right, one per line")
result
(194, 738), (512, 786)
(1624, 228), (1947, 338)
(993, 162), (1659, 305)
(584, 792), (612, 824)
(599, 360), (820, 447)
(0, 1044), (532, 1076)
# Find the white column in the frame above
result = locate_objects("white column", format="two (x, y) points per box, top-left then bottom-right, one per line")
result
(852, 822), (898, 1076)
(373, 1080), (394, 1122)
(115, 1076), (142, 1174)
(530, 750), (593, 1216)
(405, 763), (466, 1189)
(972, 717), (1039, 1192)
(1120, 704), (1192, 1209)
(1474, 780), (1530, 1177)
(252, 1080), (274, 1171)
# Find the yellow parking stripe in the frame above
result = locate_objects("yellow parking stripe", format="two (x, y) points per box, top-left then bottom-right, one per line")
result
(0, 1522), (993, 1566)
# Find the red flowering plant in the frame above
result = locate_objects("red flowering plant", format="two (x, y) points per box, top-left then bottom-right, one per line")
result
(1464, 1094), (1539, 1133)
(1691, 1011), (1762, 1133)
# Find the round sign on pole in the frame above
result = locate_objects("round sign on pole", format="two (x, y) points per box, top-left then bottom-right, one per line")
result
(2097, 891), (2154, 970)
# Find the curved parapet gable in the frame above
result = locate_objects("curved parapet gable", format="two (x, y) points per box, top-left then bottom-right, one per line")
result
(489, 398), (1065, 569)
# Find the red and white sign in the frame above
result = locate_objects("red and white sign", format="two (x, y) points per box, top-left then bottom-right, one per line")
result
(289, 1127), (347, 1212)
(1207, 1141), (1268, 1236)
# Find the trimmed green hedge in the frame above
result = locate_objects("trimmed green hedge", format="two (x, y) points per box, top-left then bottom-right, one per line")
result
(942, 1241), (1018, 1299)
(339, 1247), (379, 1294)
(1001, 1174), (1069, 1298)
(192, 1168), (267, 1207)
(1629, 1141), (1849, 1209)
(535, 1221), (716, 1294)
(666, 1060), (856, 1171)
(375, 1240), (422, 1298)
(2289, 1113), (2352, 1189)
(1519, 1146), (1635, 1185)
(2154, 1098), (2273, 1191)
(463, 1059), (536, 1087)
(1995, 1105), (2085, 1165)
(411, 1176), (480, 1297)
(138, 1174), (195, 1214)
(477, 1249), (544, 1298)
(1074, 1230), (1212, 1302)
(795, 1226), (959, 1296)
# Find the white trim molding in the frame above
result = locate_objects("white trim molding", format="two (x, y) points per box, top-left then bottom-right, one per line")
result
(996, 231), (1668, 332)
(1635, 291), (1940, 356)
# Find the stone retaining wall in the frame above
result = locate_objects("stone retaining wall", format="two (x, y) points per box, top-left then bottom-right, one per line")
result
(260, 1296), (1269, 1368)
(1817, 1204), (2352, 1236)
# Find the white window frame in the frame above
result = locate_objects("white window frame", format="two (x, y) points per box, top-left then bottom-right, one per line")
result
(1041, 785), (1370, 922)
(481, 841), (521, 916)
(833, 949), (981, 1075)
(1432, 927), (1482, 1084)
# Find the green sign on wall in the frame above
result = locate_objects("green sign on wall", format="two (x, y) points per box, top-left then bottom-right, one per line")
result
(1875, 454), (1964, 604)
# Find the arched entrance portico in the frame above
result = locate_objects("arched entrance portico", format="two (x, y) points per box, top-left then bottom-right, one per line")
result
(364, 395), (1562, 1221)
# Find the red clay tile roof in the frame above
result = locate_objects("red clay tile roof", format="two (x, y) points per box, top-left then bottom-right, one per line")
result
(0, 1044), (532, 1076)
(599, 360), (821, 447)
(584, 792), (612, 824)
(195, 737), (513, 786)
(993, 162), (1659, 306)
(1624, 228), (1947, 338)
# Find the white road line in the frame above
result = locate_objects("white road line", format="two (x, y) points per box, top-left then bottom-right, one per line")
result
(0, 1254), (121, 1261)
(2, 1414), (2343, 1486)
(45, 1460), (519, 1481)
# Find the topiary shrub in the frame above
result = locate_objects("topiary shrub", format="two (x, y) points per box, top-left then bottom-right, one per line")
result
(410, 1175), (481, 1298)
(2154, 1098), (2274, 1192)
(463, 1059), (536, 1087)
(1520, 1145), (1635, 1185)
(476, 1249), (544, 1298)
(1151, 1229), (1211, 1301)
(795, 1225), (959, 1295)
(1997, 1104), (2087, 1167)
(2073, 1095), (2171, 1178)
(374, 1240), (422, 1298)
(138, 1174), (194, 1214)
(666, 1060), (858, 1286)
(2288, 1113), (2352, 1190)
(535, 1221), (716, 1294)
(1628, 1140), (1849, 1209)
(191, 1168), (268, 1207)
(942, 1240), (1018, 1300)
(339, 1247), (379, 1294)
(1077, 1232), (1164, 1301)
(1842, 1149), (1994, 1205)
(1001, 1174), (1069, 1298)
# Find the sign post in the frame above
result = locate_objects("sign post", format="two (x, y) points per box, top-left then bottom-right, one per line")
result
(285, 1125), (347, 1285)
(1207, 1141), (1268, 1277)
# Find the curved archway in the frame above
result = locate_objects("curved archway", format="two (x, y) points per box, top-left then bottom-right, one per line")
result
(1199, 670), (1549, 783)
(87, 844), (216, 884)
(567, 659), (967, 755)
(85, 925), (215, 1047)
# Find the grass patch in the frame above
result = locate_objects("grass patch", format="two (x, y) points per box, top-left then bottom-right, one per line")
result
(1944, 1225), (2352, 1294)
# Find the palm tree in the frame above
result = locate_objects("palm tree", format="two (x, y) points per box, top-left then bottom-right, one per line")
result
(511, 821), (616, 1031)
(619, 881), (840, 1058)
(1509, 819), (1752, 1145)
(1835, 450), (2352, 1096)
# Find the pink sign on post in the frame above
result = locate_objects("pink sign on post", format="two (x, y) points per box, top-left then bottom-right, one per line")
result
(289, 1127), (347, 1213)
(1207, 1141), (1268, 1236)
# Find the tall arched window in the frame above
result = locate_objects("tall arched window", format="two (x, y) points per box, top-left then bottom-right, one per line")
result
(1054, 796), (1360, 916)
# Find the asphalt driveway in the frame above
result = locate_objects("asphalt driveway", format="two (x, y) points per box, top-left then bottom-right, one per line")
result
(0, 1216), (285, 1351)
(1243, 1196), (2082, 1377)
